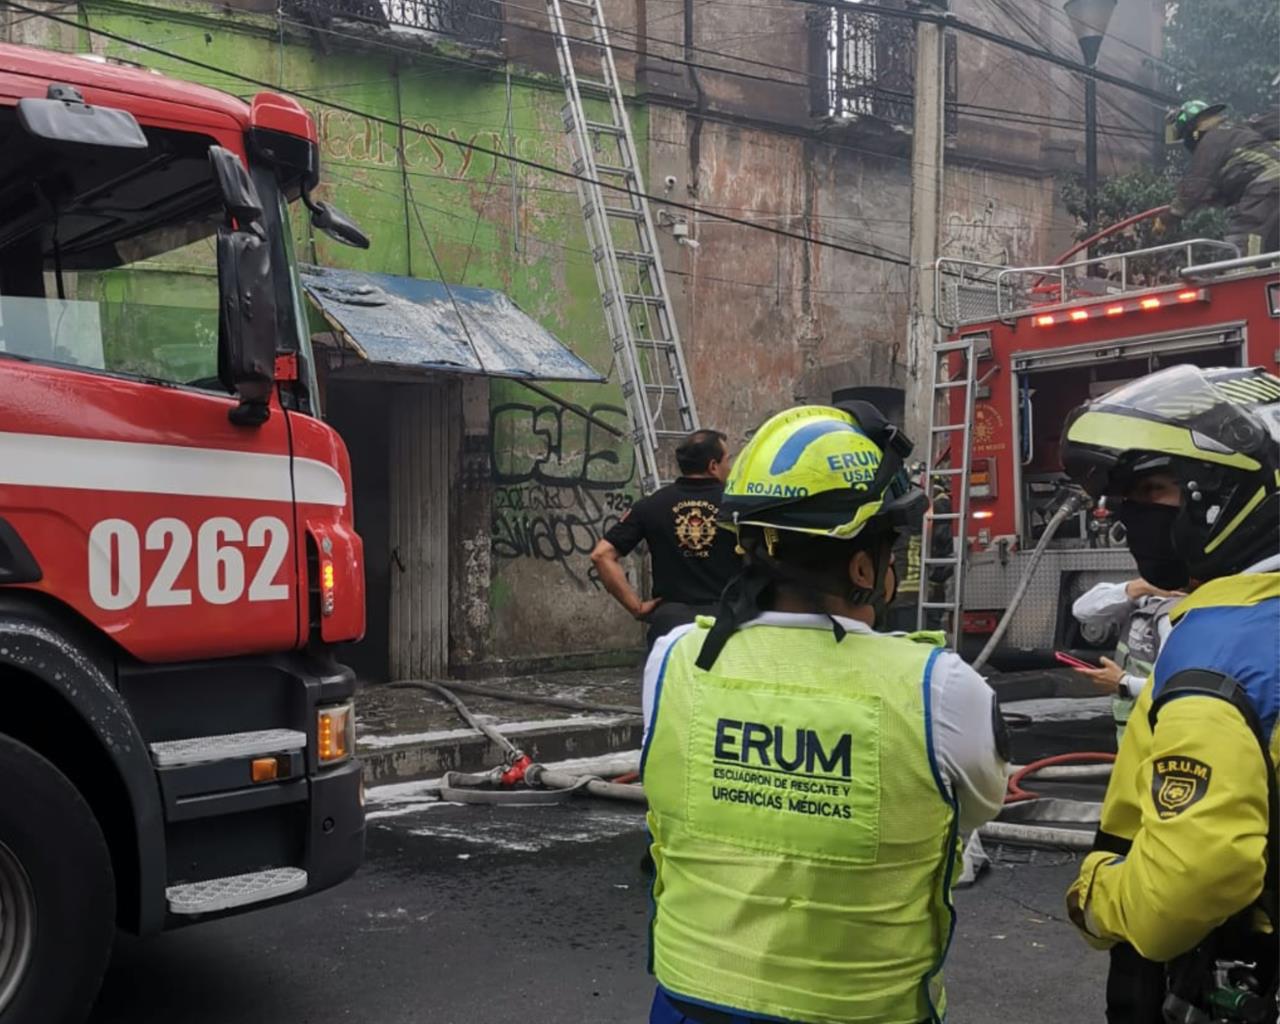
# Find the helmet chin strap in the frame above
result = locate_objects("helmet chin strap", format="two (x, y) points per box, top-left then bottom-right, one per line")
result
(694, 530), (897, 671)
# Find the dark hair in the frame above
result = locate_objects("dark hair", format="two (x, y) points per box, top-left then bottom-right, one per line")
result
(676, 429), (728, 475)
(737, 523), (895, 610)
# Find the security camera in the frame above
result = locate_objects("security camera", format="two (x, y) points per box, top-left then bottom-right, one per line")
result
(663, 174), (677, 190)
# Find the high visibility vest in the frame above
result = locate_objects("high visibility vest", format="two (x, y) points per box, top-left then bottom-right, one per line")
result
(1113, 596), (1178, 681)
(643, 619), (958, 1024)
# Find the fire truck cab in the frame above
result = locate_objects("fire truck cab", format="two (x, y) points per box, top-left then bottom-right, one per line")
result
(928, 240), (1280, 669)
(0, 44), (367, 1022)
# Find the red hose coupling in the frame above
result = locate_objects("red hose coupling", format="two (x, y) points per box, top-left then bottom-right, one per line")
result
(500, 754), (533, 787)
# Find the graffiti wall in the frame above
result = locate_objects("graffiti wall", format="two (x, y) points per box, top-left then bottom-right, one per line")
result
(489, 401), (634, 586)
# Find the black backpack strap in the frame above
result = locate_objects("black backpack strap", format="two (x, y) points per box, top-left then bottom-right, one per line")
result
(1149, 668), (1279, 924)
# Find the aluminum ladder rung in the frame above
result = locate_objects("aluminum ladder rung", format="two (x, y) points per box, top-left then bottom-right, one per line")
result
(927, 513), (962, 521)
(922, 556), (961, 566)
(574, 79), (614, 94)
(928, 467), (965, 476)
(931, 423), (966, 432)
(612, 249), (655, 264)
(654, 428), (688, 439)
(934, 379), (970, 389)
(600, 205), (645, 221)
(919, 602), (960, 610)
(623, 292), (665, 306)
(583, 118), (625, 135)
(593, 163), (636, 179)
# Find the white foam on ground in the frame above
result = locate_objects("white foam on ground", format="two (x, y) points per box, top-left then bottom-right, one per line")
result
(362, 749), (644, 821)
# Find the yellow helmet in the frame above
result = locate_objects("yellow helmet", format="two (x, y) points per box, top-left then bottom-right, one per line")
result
(719, 403), (924, 540)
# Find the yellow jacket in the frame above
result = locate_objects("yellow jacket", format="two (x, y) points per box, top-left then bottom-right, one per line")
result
(1067, 571), (1280, 962)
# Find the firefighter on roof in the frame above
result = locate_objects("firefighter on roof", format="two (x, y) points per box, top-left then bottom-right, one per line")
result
(1156, 100), (1280, 256)
(1059, 364), (1280, 1024)
(640, 403), (1007, 1024)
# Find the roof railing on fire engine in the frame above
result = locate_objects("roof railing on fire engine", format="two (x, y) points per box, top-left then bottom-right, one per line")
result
(1179, 249), (1280, 279)
(935, 238), (1241, 330)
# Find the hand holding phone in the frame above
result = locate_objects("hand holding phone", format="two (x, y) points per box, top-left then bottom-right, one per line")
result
(1054, 650), (1097, 671)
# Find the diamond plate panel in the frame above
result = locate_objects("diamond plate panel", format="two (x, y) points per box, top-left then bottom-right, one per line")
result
(964, 549), (1131, 651)
(167, 867), (308, 916)
(149, 729), (306, 768)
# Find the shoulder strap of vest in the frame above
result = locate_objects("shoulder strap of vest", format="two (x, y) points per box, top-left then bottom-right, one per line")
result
(901, 630), (946, 647)
(1149, 668), (1279, 925)
(1168, 573), (1280, 625)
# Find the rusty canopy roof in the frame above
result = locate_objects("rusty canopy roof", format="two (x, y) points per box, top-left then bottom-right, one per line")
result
(300, 265), (604, 382)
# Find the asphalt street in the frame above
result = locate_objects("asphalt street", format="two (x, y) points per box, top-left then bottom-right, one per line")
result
(88, 701), (1113, 1024)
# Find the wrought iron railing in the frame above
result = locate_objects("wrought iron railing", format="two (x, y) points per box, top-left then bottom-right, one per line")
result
(287, 0), (502, 49)
(822, 0), (956, 133)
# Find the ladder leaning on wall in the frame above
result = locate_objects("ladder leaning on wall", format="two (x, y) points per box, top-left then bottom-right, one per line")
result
(544, 0), (699, 494)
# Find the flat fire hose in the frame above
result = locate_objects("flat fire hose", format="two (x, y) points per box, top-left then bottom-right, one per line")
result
(386, 680), (646, 806)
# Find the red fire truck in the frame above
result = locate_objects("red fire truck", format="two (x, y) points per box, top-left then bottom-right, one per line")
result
(922, 238), (1280, 669)
(0, 44), (368, 1022)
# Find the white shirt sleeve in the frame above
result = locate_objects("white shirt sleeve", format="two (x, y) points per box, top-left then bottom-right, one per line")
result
(1071, 581), (1133, 625)
(1120, 673), (1146, 699)
(642, 623), (698, 748)
(928, 651), (1009, 832)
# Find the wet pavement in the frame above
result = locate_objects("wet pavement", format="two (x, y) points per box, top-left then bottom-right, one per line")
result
(88, 690), (1117, 1024)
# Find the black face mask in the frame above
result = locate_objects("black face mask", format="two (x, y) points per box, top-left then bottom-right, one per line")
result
(1116, 501), (1189, 590)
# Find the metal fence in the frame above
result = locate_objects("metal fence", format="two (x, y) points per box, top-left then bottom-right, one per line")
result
(824, 0), (956, 132)
(288, 0), (502, 48)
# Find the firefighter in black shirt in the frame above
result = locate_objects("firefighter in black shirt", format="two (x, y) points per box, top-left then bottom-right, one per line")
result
(590, 430), (741, 649)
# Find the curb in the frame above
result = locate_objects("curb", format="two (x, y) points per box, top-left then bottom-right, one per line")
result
(358, 716), (644, 784)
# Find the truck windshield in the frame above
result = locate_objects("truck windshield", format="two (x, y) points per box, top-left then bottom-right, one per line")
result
(0, 114), (226, 390)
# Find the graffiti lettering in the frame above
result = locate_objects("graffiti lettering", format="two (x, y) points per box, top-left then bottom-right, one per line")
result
(491, 485), (630, 585)
(941, 198), (1033, 265)
(490, 401), (637, 586)
(490, 402), (634, 490)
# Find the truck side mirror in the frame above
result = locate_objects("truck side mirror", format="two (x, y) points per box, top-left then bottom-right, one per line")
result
(303, 193), (370, 250)
(209, 147), (277, 426)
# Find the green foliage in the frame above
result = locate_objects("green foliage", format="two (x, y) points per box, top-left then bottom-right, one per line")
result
(1060, 168), (1225, 255)
(1164, 0), (1280, 119)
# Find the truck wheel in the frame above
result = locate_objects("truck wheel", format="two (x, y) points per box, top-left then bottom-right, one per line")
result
(0, 735), (115, 1024)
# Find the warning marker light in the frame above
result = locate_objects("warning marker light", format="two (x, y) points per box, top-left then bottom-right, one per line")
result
(1105, 304), (1125, 316)
(1035, 314), (1055, 327)
(1069, 309), (1090, 321)
(1140, 297), (1161, 310)
(1177, 290), (1199, 302)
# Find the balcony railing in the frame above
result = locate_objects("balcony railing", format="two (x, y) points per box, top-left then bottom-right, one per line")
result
(820, 0), (957, 133)
(287, 0), (502, 50)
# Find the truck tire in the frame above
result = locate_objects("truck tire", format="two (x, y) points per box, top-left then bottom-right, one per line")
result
(0, 735), (115, 1024)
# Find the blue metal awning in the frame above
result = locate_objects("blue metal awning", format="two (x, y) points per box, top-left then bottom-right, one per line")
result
(300, 265), (604, 382)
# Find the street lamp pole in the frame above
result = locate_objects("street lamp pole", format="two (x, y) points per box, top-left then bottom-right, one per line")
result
(1064, 0), (1116, 237)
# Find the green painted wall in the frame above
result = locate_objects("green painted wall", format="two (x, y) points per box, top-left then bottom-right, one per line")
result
(79, 0), (644, 660)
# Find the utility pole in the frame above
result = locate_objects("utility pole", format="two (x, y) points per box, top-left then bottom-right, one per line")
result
(903, 1), (947, 449)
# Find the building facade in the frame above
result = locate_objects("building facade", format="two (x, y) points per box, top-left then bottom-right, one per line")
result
(6, 0), (1165, 677)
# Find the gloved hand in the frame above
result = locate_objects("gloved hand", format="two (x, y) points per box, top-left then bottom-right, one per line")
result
(1151, 215), (1169, 239)
(1065, 850), (1121, 950)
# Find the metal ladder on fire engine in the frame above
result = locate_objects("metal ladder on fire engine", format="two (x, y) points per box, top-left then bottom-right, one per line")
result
(545, 0), (699, 494)
(916, 333), (987, 638)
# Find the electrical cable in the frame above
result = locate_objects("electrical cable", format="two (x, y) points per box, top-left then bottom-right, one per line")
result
(3, 1), (912, 265)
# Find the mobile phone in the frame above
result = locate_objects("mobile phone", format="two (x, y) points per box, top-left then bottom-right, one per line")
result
(1054, 650), (1097, 670)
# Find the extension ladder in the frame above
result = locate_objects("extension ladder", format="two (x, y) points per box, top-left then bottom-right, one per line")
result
(545, 0), (699, 493)
(917, 332), (990, 638)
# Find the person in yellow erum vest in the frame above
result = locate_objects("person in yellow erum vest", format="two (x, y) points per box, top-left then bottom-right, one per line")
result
(641, 403), (1009, 1024)
(1058, 365), (1280, 1023)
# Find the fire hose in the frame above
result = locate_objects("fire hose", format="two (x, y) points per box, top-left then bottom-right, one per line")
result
(970, 491), (1085, 672)
(386, 680), (646, 805)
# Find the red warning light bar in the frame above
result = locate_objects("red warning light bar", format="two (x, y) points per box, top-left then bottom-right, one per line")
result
(1031, 288), (1207, 327)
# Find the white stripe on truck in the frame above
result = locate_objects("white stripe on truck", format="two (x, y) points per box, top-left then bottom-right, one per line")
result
(0, 431), (346, 506)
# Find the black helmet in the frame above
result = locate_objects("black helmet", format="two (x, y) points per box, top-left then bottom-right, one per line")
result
(1061, 365), (1280, 582)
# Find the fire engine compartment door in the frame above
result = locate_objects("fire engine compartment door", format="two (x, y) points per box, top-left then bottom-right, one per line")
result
(1010, 323), (1246, 374)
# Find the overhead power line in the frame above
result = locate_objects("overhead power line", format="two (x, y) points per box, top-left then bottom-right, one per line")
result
(3, 2), (911, 265)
